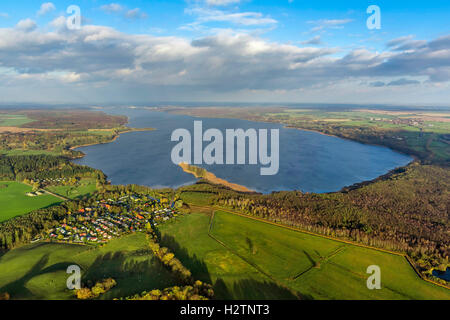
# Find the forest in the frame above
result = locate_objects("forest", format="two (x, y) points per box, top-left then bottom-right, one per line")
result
(177, 163), (449, 275)
(162, 106), (450, 165)
(1, 109), (128, 130)
(0, 154), (105, 183)
(0, 108), (448, 292)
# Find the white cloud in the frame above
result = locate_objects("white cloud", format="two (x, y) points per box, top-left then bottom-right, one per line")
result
(49, 16), (67, 30)
(101, 4), (147, 20)
(308, 19), (353, 32)
(0, 22), (448, 104)
(301, 36), (322, 45)
(37, 2), (56, 16)
(125, 8), (148, 20)
(186, 7), (277, 26)
(15, 19), (37, 32)
(387, 78), (421, 86)
(0, 13), (9, 18)
(387, 35), (415, 48)
(206, 0), (241, 6)
(101, 3), (124, 13)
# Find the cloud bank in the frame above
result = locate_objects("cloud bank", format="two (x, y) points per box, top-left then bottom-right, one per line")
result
(0, 18), (448, 104)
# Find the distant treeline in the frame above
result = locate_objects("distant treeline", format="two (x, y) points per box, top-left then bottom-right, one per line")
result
(0, 205), (67, 250)
(0, 155), (105, 182)
(15, 109), (127, 130)
(0, 130), (119, 157)
(282, 123), (450, 165)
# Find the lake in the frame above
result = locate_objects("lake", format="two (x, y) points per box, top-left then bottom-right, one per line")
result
(73, 108), (412, 194)
(432, 268), (450, 282)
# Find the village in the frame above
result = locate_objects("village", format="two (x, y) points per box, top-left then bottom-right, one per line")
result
(47, 194), (180, 244)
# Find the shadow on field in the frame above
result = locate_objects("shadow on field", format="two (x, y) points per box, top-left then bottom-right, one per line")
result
(81, 250), (178, 299)
(214, 278), (305, 300)
(81, 251), (127, 285)
(303, 250), (316, 266)
(0, 253), (77, 299)
(159, 234), (212, 284)
(158, 235), (310, 300)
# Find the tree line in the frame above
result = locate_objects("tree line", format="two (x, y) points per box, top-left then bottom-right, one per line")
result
(179, 164), (449, 273)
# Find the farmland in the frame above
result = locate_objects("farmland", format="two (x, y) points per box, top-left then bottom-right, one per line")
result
(0, 182), (62, 222)
(0, 233), (179, 300)
(161, 106), (450, 164)
(0, 109), (153, 158)
(159, 211), (298, 300)
(159, 209), (450, 300)
(0, 107), (448, 300)
(45, 178), (97, 199)
(0, 114), (33, 127)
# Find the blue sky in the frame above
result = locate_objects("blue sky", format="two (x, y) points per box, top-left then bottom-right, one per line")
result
(0, 1), (449, 104)
(1, 0), (448, 45)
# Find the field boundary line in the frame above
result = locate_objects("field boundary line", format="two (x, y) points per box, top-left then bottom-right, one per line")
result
(291, 245), (347, 280)
(21, 180), (70, 201)
(206, 208), (302, 299)
(191, 205), (449, 291)
(210, 206), (405, 255)
(42, 189), (70, 201)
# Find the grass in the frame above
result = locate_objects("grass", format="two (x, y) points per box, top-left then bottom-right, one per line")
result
(0, 149), (60, 156)
(0, 181), (62, 222)
(160, 210), (450, 300)
(279, 110), (449, 162)
(211, 211), (341, 281)
(46, 178), (98, 199)
(0, 115), (33, 127)
(179, 191), (215, 206)
(0, 233), (179, 300)
(159, 212), (298, 300)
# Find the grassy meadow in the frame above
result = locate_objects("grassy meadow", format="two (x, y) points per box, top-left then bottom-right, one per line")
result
(159, 211), (298, 299)
(0, 115), (33, 127)
(0, 150), (61, 156)
(179, 191), (215, 206)
(0, 233), (178, 300)
(46, 178), (98, 199)
(160, 210), (450, 300)
(267, 109), (450, 163)
(1, 206), (448, 300)
(0, 181), (62, 222)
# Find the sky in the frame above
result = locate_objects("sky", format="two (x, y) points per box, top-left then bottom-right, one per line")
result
(0, 0), (449, 105)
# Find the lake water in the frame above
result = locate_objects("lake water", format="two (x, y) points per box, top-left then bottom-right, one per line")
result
(73, 108), (412, 194)
(432, 268), (450, 282)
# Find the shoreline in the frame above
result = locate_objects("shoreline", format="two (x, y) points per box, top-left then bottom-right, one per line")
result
(178, 162), (253, 193)
(70, 109), (416, 195)
(69, 128), (155, 152)
(157, 109), (417, 193)
(160, 108), (415, 159)
(285, 125), (417, 161)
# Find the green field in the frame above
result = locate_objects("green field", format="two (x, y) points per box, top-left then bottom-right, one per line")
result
(46, 178), (98, 199)
(179, 192), (215, 206)
(0, 182), (62, 222)
(159, 211), (298, 299)
(0, 114), (33, 127)
(0, 233), (179, 300)
(160, 210), (450, 300)
(0, 149), (60, 156)
(265, 109), (450, 162)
